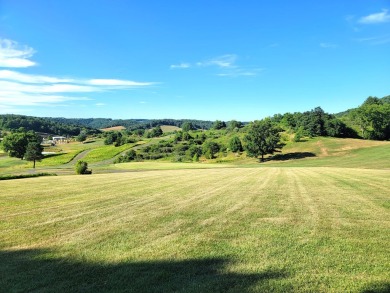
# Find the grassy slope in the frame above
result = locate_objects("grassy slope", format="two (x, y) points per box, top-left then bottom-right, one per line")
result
(228, 137), (390, 169)
(1, 168), (389, 292)
(269, 137), (390, 169)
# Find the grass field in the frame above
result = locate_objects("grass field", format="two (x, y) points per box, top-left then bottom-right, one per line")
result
(161, 125), (181, 133)
(1, 167), (389, 292)
(82, 143), (136, 163)
(100, 126), (126, 132)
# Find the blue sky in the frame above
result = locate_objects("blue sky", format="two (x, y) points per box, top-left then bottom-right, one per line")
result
(0, 0), (389, 121)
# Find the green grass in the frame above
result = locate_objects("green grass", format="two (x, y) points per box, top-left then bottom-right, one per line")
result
(40, 140), (105, 166)
(1, 167), (389, 292)
(82, 143), (138, 163)
(112, 161), (236, 170)
(261, 137), (390, 169)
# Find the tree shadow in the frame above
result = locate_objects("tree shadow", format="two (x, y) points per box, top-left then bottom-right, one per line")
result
(43, 153), (63, 159)
(0, 249), (287, 293)
(270, 152), (316, 161)
(360, 282), (390, 293)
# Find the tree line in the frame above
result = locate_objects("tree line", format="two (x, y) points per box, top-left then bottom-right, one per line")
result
(47, 117), (214, 131)
(0, 114), (99, 137)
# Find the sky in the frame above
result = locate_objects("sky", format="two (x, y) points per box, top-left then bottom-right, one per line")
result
(0, 0), (389, 121)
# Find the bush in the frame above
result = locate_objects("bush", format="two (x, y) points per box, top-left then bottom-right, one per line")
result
(202, 141), (220, 159)
(75, 160), (92, 175)
(229, 136), (243, 152)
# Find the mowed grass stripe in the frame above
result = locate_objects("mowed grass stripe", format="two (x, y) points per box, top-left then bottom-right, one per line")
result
(1, 169), (267, 247)
(1, 167), (389, 292)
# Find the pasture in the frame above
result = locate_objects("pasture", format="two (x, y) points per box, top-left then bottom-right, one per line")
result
(100, 126), (127, 132)
(1, 167), (389, 292)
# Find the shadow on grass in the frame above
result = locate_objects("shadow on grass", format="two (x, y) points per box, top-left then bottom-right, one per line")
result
(0, 249), (287, 293)
(43, 153), (64, 159)
(271, 152), (316, 161)
(360, 282), (390, 293)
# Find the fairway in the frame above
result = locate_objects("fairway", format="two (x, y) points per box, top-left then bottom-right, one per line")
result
(1, 167), (389, 292)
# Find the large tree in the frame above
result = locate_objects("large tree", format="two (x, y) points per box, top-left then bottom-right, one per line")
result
(2, 131), (42, 160)
(244, 118), (282, 162)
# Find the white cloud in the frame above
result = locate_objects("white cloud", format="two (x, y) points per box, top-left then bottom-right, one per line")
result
(0, 70), (73, 83)
(359, 9), (390, 24)
(0, 39), (36, 68)
(320, 42), (338, 48)
(170, 63), (191, 69)
(0, 80), (97, 94)
(88, 79), (155, 86)
(95, 103), (106, 107)
(0, 39), (158, 111)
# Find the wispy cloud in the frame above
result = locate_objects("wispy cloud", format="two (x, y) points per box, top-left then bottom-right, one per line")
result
(95, 103), (106, 107)
(354, 35), (390, 45)
(0, 70), (73, 83)
(197, 54), (237, 68)
(170, 63), (191, 69)
(320, 42), (338, 48)
(359, 9), (390, 24)
(217, 68), (265, 77)
(0, 91), (91, 106)
(0, 39), (36, 68)
(170, 54), (262, 78)
(0, 39), (158, 111)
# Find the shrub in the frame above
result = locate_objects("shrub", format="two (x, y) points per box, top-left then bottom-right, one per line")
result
(75, 160), (91, 175)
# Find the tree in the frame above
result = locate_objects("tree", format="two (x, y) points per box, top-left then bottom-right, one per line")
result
(351, 100), (390, 140)
(212, 120), (226, 130)
(147, 126), (163, 138)
(75, 160), (91, 174)
(25, 140), (44, 168)
(293, 126), (304, 142)
(186, 145), (202, 160)
(244, 118), (282, 162)
(76, 130), (87, 142)
(229, 136), (243, 152)
(1, 131), (41, 160)
(227, 120), (243, 131)
(181, 122), (194, 132)
(202, 141), (220, 159)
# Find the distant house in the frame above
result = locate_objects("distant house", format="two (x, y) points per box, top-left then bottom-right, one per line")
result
(52, 136), (67, 144)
